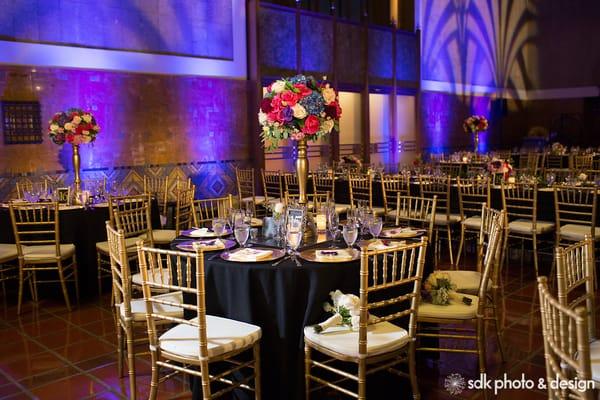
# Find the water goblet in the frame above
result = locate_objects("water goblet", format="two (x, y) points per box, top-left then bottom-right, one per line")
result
(327, 209), (339, 247)
(234, 223), (250, 248)
(342, 223), (358, 250)
(369, 217), (383, 239)
(212, 218), (226, 237)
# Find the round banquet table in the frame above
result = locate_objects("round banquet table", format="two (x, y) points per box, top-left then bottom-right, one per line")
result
(0, 202), (161, 299)
(171, 235), (434, 400)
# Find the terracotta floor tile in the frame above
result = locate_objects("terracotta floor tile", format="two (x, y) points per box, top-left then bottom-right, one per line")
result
(60, 338), (115, 364)
(0, 382), (23, 397)
(1, 350), (68, 382)
(16, 364), (79, 389)
(29, 374), (109, 400)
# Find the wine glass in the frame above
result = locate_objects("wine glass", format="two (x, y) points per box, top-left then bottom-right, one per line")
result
(212, 218), (226, 237)
(369, 217), (383, 239)
(327, 209), (339, 247)
(286, 229), (302, 254)
(342, 223), (358, 250)
(234, 223), (250, 248)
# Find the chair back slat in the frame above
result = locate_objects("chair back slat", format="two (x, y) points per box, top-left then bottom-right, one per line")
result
(10, 202), (60, 257)
(261, 170), (283, 200)
(419, 175), (451, 217)
(537, 276), (594, 400)
(236, 167), (255, 204)
(358, 238), (428, 355)
(501, 182), (538, 222)
(458, 177), (490, 218)
(394, 195), (436, 241)
(381, 173), (410, 215)
(556, 237), (596, 340)
(173, 187), (196, 234)
(110, 194), (153, 245)
(284, 173), (300, 195)
(348, 172), (373, 209)
(144, 176), (169, 221)
(554, 186), (597, 229)
(312, 172), (335, 201)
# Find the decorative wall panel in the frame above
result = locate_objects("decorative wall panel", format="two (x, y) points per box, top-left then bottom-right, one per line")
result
(300, 14), (333, 75)
(259, 7), (297, 72)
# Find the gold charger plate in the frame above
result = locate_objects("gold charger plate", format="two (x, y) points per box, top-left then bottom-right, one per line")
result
(176, 239), (236, 252)
(220, 247), (286, 263)
(298, 248), (360, 263)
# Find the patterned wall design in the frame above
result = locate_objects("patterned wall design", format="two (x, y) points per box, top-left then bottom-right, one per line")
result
(369, 29), (393, 80)
(335, 23), (365, 85)
(396, 32), (418, 83)
(300, 14), (333, 74)
(0, 0), (234, 59)
(259, 7), (297, 71)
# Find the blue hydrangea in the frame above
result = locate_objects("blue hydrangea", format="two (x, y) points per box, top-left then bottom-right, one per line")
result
(289, 75), (309, 85)
(299, 91), (324, 115)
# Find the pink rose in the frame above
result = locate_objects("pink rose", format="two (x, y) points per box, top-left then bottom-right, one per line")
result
(270, 96), (284, 111)
(280, 90), (299, 106)
(302, 115), (320, 135)
(293, 84), (312, 98)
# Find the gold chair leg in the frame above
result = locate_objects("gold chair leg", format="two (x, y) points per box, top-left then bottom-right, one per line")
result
(456, 224), (466, 267)
(304, 343), (311, 400)
(408, 342), (420, 400)
(125, 324), (136, 400)
(477, 317), (487, 399)
(446, 227), (455, 266)
(253, 342), (262, 400)
(532, 234), (539, 277)
(57, 263), (71, 312)
(148, 352), (159, 400)
(358, 359), (367, 400)
(116, 324), (124, 378)
(17, 268), (24, 315)
(200, 359), (211, 399)
(73, 257), (80, 305)
(97, 252), (103, 296)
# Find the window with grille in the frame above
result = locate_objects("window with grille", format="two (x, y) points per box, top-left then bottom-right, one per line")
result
(1, 101), (43, 144)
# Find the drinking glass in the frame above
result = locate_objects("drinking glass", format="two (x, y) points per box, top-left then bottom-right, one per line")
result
(234, 223), (250, 248)
(342, 223), (358, 249)
(327, 209), (339, 247)
(369, 217), (383, 239)
(212, 218), (226, 237)
(286, 229), (302, 254)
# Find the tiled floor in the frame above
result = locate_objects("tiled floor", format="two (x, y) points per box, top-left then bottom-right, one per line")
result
(0, 251), (592, 399)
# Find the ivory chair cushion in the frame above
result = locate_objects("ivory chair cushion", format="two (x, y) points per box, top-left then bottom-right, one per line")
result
(303, 321), (410, 358)
(418, 293), (479, 320)
(22, 244), (76, 263)
(429, 213), (461, 225)
(0, 244), (18, 263)
(159, 315), (262, 359)
(96, 237), (140, 254)
(462, 216), (482, 230)
(508, 219), (555, 235)
(131, 268), (171, 287)
(152, 229), (177, 244)
(443, 270), (492, 294)
(119, 291), (183, 322)
(559, 224), (600, 241)
(587, 339), (600, 382)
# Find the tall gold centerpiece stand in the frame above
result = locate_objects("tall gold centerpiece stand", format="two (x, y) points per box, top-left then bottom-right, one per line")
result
(296, 138), (309, 205)
(473, 131), (480, 155)
(72, 144), (82, 204)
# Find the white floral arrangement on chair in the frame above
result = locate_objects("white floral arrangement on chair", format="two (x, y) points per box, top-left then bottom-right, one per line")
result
(313, 290), (362, 333)
(422, 272), (472, 306)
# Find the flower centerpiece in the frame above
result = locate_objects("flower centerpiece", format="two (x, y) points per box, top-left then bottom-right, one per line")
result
(550, 142), (566, 155)
(463, 115), (488, 154)
(259, 75), (341, 205)
(487, 158), (513, 182)
(422, 271), (472, 306)
(48, 108), (101, 200)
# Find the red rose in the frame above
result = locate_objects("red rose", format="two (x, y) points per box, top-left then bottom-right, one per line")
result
(270, 96), (284, 111)
(293, 84), (312, 98)
(66, 133), (74, 143)
(280, 90), (299, 106)
(267, 110), (282, 123)
(302, 115), (320, 135)
(260, 98), (272, 113)
(325, 101), (342, 119)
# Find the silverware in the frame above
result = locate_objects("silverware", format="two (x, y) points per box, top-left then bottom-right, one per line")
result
(272, 255), (290, 267)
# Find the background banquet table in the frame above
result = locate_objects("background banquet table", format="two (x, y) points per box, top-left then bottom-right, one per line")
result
(171, 235), (433, 400)
(0, 202), (161, 298)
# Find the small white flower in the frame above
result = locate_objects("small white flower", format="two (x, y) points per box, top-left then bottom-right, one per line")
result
(322, 87), (336, 104)
(292, 103), (307, 119)
(579, 173), (588, 181)
(64, 122), (75, 132)
(271, 80), (286, 93)
(258, 111), (268, 125)
(322, 119), (334, 133)
(274, 202), (284, 214)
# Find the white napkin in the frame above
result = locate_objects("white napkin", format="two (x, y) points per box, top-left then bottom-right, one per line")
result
(192, 239), (225, 251)
(228, 248), (273, 262)
(382, 228), (420, 238)
(315, 249), (354, 262)
(188, 228), (214, 238)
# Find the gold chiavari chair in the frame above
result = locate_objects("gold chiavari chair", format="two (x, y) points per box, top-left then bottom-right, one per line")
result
(193, 194), (234, 227)
(518, 152), (542, 175)
(283, 172), (300, 196)
(152, 186), (196, 245)
(15, 179), (49, 199)
(9, 202), (79, 314)
(545, 154), (564, 169)
(236, 167), (265, 215)
(0, 244), (18, 300)
(556, 237), (596, 340)
(283, 191), (329, 211)
(381, 172), (411, 222)
(574, 155), (594, 171)
(545, 168), (573, 184)
(144, 176), (169, 227)
(502, 182), (555, 276)
(304, 238), (428, 400)
(456, 177), (491, 266)
(137, 244), (262, 400)
(438, 163), (461, 177)
(106, 223), (182, 400)
(537, 276), (595, 400)
(554, 186), (598, 247)
(394, 195), (437, 242)
(312, 171), (350, 214)
(419, 175), (461, 266)
(417, 214), (504, 391)
(348, 172), (385, 216)
(261, 169), (283, 205)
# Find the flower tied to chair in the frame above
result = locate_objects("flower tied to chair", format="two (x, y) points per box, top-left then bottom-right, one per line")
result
(313, 290), (362, 333)
(422, 272), (472, 306)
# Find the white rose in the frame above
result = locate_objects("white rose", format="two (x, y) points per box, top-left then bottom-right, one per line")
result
(258, 111), (268, 125)
(338, 294), (360, 314)
(50, 124), (59, 131)
(271, 80), (286, 94)
(274, 202), (284, 214)
(292, 103), (307, 119)
(322, 87), (336, 105)
(322, 119), (334, 133)
(64, 122), (75, 132)
(72, 116), (82, 124)
(82, 114), (92, 123)
(579, 173), (588, 181)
